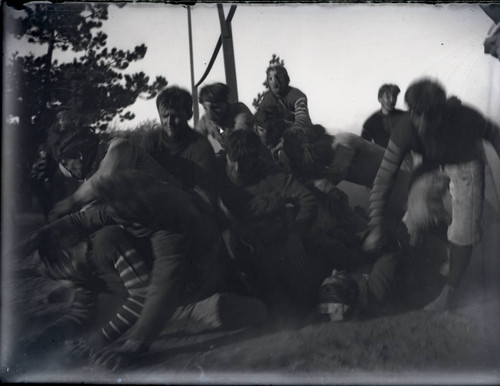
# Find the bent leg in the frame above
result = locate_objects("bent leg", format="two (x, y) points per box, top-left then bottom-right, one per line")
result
(170, 293), (268, 332)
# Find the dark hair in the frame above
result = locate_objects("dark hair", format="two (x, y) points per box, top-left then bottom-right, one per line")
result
(254, 108), (288, 147)
(282, 124), (334, 178)
(265, 65), (290, 88)
(378, 84), (400, 99)
(225, 129), (261, 163)
(156, 86), (193, 119)
(404, 78), (446, 116)
(38, 237), (95, 286)
(319, 270), (359, 305)
(405, 78), (463, 162)
(199, 83), (230, 104)
(45, 110), (99, 178)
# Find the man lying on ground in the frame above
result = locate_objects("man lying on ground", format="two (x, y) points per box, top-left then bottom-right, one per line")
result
(216, 130), (370, 320)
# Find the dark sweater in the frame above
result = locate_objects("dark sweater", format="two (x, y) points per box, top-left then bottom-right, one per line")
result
(362, 109), (406, 148)
(368, 104), (500, 231)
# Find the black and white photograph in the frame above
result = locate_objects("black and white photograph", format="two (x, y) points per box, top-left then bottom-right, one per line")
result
(2, 1), (500, 384)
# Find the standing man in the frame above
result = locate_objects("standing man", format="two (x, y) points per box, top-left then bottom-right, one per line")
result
(363, 78), (500, 312)
(362, 84), (406, 148)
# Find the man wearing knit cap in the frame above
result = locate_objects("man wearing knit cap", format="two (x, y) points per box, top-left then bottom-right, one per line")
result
(256, 64), (312, 129)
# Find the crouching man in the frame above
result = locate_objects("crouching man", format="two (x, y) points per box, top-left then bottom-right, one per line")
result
(22, 171), (267, 370)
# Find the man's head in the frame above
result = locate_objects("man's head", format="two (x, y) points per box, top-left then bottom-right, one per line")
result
(199, 83), (231, 125)
(266, 65), (290, 97)
(282, 123), (333, 174)
(254, 108), (287, 148)
(48, 109), (99, 180)
(377, 84), (401, 114)
(38, 237), (94, 286)
(404, 78), (447, 138)
(225, 129), (261, 183)
(318, 270), (359, 322)
(156, 87), (193, 140)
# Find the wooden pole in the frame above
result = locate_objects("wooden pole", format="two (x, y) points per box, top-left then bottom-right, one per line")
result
(217, 4), (238, 103)
(187, 5), (199, 125)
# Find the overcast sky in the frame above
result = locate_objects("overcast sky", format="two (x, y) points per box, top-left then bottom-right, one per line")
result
(5, 3), (500, 134)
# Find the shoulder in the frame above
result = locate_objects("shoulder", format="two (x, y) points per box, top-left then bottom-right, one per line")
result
(259, 91), (277, 107)
(107, 136), (133, 152)
(195, 115), (210, 133)
(189, 129), (213, 150)
(363, 111), (381, 127)
(451, 104), (486, 125)
(140, 128), (162, 149)
(334, 132), (363, 148)
(231, 102), (255, 129)
(390, 109), (406, 124)
(287, 87), (307, 101)
(391, 112), (417, 146)
(232, 102), (253, 116)
(186, 130), (216, 160)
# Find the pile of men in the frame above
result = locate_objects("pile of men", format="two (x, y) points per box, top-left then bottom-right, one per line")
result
(22, 63), (500, 371)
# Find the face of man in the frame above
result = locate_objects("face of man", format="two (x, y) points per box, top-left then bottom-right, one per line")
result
(267, 69), (288, 97)
(379, 91), (398, 114)
(255, 125), (269, 146)
(225, 154), (240, 184)
(226, 153), (258, 185)
(202, 101), (228, 125)
(61, 153), (85, 180)
(158, 106), (190, 140)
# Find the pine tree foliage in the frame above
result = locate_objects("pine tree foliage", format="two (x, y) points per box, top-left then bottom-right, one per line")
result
(4, 3), (168, 208)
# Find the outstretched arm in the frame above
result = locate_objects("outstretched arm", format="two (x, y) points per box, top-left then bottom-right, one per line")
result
(21, 206), (115, 259)
(364, 139), (406, 252)
(49, 139), (140, 220)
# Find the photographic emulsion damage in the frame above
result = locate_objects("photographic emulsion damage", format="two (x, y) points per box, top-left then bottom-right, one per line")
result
(2, 2), (500, 384)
